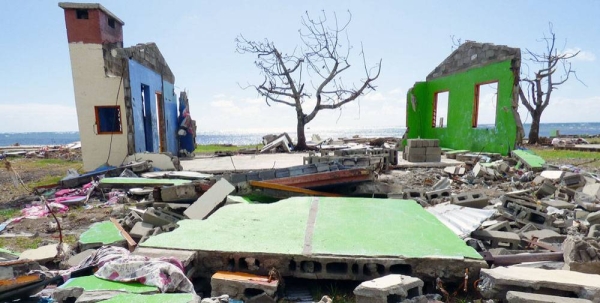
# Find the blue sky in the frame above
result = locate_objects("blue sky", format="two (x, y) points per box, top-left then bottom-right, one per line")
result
(0, 1), (598, 133)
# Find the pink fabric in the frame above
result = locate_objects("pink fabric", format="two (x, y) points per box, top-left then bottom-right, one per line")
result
(62, 246), (194, 294)
(21, 203), (68, 219)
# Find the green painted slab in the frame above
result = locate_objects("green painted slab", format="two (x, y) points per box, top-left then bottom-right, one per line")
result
(60, 276), (157, 293)
(79, 221), (125, 245)
(511, 150), (545, 170)
(142, 197), (481, 260)
(98, 293), (194, 303)
(99, 177), (191, 188)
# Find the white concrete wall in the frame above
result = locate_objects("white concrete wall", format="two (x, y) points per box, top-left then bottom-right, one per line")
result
(68, 43), (128, 171)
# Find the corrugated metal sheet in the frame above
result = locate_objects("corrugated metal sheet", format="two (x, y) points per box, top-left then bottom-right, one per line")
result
(427, 203), (496, 239)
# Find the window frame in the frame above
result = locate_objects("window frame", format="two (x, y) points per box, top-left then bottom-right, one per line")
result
(94, 105), (123, 135)
(76, 9), (89, 20)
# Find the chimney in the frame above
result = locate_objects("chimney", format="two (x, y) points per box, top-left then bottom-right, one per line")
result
(58, 2), (124, 47)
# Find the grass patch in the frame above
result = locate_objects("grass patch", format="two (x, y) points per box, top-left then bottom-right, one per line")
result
(0, 236), (43, 252)
(195, 144), (263, 154)
(29, 175), (63, 188)
(529, 147), (600, 168)
(0, 208), (20, 221)
(63, 234), (78, 246)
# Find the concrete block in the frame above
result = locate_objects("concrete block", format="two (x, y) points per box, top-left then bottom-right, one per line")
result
(541, 199), (576, 210)
(66, 249), (96, 268)
(471, 230), (520, 249)
(583, 183), (600, 200)
(587, 211), (600, 225)
(402, 189), (425, 199)
(532, 175), (547, 185)
(536, 180), (557, 199)
(425, 188), (451, 201)
(479, 267), (600, 301)
(540, 170), (565, 181)
(443, 166), (466, 175)
(562, 173), (586, 189)
(588, 225), (600, 238)
(121, 211), (142, 230)
(185, 179), (235, 220)
(160, 183), (199, 202)
(407, 154), (426, 163)
(563, 237), (600, 274)
(143, 208), (180, 226)
(425, 154), (441, 162)
(484, 221), (511, 232)
(451, 192), (489, 209)
(130, 222), (155, 238)
(354, 274), (423, 303)
(425, 147), (441, 155)
(506, 291), (592, 303)
(521, 229), (565, 244)
(211, 271), (278, 300)
(407, 140), (422, 148)
(406, 147), (426, 155)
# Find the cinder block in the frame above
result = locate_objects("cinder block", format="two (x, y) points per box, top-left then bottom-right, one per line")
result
(403, 189), (425, 199)
(425, 147), (441, 155)
(451, 192), (489, 208)
(535, 180), (557, 199)
(407, 154), (426, 163)
(407, 139), (422, 148)
(425, 154), (441, 162)
(354, 274), (423, 303)
(406, 147), (426, 155)
(425, 188), (451, 201)
(471, 230), (520, 249)
(130, 222), (154, 238)
(211, 271), (278, 300)
(160, 183), (199, 202)
(143, 208), (181, 226)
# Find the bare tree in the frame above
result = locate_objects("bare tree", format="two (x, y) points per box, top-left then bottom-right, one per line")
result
(519, 23), (583, 144)
(236, 11), (381, 150)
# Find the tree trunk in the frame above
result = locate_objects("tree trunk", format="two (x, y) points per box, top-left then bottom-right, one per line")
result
(528, 112), (542, 144)
(295, 114), (309, 151)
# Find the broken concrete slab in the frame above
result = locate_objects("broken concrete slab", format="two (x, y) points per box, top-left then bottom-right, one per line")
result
(522, 229), (566, 244)
(124, 153), (181, 171)
(143, 208), (181, 226)
(563, 237), (600, 275)
(210, 271), (278, 300)
(93, 293), (198, 303)
(354, 274), (423, 303)
(479, 267), (600, 301)
(60, 275), (158, 294)
(143, 197), (485, 282)
(511, 150), (545, 171)
(184, 179), (235, 220)
(541, 199), (576, 210)
(66, 249), (96, 268)
(505, 291), (592, 303)
(19, 243), (70, 263)
(587, 211), (600, 225)
(78, 221), (126, 250)
(99, 177), (191, 189)
(160, 183), (201, 203)
(443, 166), (466, 175)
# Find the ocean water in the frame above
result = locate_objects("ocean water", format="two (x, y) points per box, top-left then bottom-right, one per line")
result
(1, 123), (599, 147)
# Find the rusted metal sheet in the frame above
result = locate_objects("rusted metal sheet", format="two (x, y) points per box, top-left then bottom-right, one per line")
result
(263, 168), (373, 188)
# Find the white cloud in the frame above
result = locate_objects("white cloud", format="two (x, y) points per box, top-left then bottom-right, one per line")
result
(0, 104), (78, 132)
(562, 48), (596, 62)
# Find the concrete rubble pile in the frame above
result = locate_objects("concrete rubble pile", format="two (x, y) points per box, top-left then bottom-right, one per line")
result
(2, 136), (600, 303)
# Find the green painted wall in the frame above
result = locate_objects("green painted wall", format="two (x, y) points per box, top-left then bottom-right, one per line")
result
(406, 60), (518, 155)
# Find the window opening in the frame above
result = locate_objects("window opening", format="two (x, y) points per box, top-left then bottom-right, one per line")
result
(95, 106), (122, 134)
(76, 9), (89, 19)
(432, 91), (449, 128)
(108, 17), (116, 28)
(473, 81), (498, 129)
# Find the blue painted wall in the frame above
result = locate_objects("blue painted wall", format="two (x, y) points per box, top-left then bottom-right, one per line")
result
(162, 81), (179, 155)
(129, 59), (161, 153)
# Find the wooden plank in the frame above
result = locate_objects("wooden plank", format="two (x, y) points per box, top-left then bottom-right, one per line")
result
(263, 168), (372, 188)
(110, 218), (137, 252)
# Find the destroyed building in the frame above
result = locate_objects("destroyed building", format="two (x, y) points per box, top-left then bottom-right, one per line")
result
(59, 2), (195, 171)
(406, 42), (525, 155)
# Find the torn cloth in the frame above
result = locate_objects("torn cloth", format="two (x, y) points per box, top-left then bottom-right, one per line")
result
(62, 246), (194, 294)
